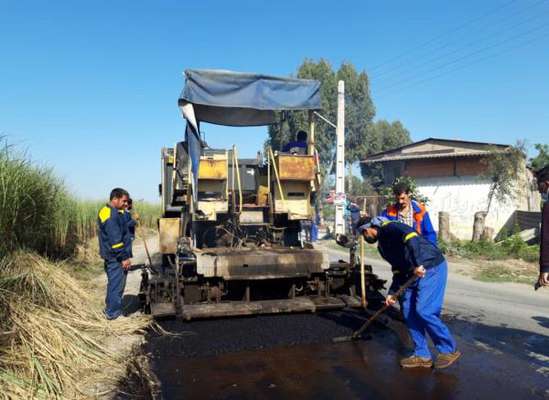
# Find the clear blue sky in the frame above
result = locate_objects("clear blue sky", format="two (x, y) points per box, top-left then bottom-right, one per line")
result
(2, 0), (548, 202)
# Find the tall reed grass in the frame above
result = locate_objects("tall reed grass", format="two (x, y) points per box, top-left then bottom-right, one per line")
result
(0, 138), (160, 398)
(0, 138), (160, 260)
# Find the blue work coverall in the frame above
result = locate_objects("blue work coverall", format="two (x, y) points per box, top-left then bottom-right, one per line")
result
(97, 205), (131, 320)
(377, 221), (456, 359)
(122, 210), (136, 257)
(282, 140), (307, 153)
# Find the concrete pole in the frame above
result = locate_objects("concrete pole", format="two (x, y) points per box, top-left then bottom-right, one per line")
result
(334, 80), (346, 236)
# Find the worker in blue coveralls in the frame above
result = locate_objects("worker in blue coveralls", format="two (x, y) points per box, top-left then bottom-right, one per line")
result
(345, 199), (362, 235)
(282, 130), (307, 155)
(381, 181), (437, 246)
(123, 198), (137, 258)
(356, 216), (461, 369)
(97, 188), (132, 320)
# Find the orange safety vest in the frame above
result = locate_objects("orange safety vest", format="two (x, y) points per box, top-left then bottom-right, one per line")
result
(386, 202), (427, 235)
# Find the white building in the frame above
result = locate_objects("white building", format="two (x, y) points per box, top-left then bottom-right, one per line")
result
(362, 138), (540, 240)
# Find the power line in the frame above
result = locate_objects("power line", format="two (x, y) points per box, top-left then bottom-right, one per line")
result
(372, 0), (548, 83)
(374, 27), (549, 99)
(368, 0), (520, 74)
(376, 20), (549, 93)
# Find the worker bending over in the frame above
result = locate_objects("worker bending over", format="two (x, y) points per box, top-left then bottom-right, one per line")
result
(357, 216), (460, 369)
(98, 188), (132, 320)
(382, 181), (437, 245)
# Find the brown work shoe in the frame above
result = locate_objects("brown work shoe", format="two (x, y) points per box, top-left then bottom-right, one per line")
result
(434, 351), (461, 369)
(400, 355), (433, 368)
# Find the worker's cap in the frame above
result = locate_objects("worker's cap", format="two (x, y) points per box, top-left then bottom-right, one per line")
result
(356, 216), (388, 233)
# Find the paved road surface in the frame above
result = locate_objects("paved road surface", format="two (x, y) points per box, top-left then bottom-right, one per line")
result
(135, 239), (549, 399)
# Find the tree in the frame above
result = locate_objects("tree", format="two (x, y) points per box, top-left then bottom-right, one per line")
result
(359, 119), (412, 189)
(345, 175), (375, 199)
(266, 59), (376, 179)
(482, 142), (526, 213)
(530, 143), (549, 171)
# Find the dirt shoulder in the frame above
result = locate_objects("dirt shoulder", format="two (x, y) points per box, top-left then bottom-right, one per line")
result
(84, 232), (160, 399)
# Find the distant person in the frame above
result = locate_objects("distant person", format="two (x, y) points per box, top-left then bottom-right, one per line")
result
(123, 198), (137, 257)
(535, 166), (549, 288)
(357, 216), (460, 369)
(346, 200), (362, 235)
(382, 181), (437, 245)
(97, 188), (132, 320)
(282, 130), (307, 155)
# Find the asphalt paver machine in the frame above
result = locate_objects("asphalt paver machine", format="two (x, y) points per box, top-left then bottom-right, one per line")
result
(140, 69), (385, 320)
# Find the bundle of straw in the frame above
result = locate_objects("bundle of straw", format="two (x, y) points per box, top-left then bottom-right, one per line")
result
(0, 252), (150, 399)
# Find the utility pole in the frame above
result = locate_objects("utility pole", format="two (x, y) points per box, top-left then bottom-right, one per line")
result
(334, 80), (346, 236)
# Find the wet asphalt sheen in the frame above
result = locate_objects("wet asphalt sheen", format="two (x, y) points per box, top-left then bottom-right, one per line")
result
(142, 309), (549, 400)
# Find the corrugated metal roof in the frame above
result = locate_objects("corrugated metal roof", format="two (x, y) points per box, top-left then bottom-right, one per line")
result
(361, 137), (510, 164)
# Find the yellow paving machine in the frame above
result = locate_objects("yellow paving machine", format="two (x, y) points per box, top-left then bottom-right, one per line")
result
(140, 69), (384, 319)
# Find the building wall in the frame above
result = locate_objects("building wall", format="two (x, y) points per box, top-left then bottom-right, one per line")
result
(378, 155), (541, 240)
(415, 172), (538, 240)
(402, 157), (488, 178)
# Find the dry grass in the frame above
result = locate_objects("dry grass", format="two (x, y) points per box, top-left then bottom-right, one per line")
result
(0, 252), (152, 399)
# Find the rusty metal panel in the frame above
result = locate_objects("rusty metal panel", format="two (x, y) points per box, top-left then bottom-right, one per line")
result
(159, 218), (180, 254)
(239, 210), (264, 224)
(151, 302), (176, 317)
(181, 298), (318, 320)
(276, 155), (315, 181)
(274, 181), (311, 219)
(195, 247), (329, 279)
(198, 159), (228, 180)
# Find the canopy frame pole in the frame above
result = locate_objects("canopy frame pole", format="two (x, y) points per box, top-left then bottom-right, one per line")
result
(313, 111), (336, 129)
(233, 145), (243, 213)
(268, 147), (286, 212)
(308, 110), (315, 156)
(231, 147), (236, 212)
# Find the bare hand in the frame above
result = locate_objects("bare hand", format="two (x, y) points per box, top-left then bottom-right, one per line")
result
(385, 294), (397, 307)
(414, 266), (426, 278)
(539, 272), (549, 287)
(121, 259), (131, 270)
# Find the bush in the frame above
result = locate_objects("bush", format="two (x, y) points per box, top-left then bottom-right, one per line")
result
(439, 234), (539, 263)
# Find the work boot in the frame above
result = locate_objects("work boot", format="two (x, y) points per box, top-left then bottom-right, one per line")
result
(434, 351), (461, 369)
(400, 355), (433, 368)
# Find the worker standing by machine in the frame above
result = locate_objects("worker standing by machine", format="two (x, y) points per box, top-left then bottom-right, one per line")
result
(357, 216), (461, 369)
(382, 181), (437, 245)
(98, 188), (132, 320)
(535, 165), (549, 288)
(282, 130), (308, 154)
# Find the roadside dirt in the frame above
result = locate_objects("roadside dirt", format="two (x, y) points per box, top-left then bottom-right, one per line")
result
(90, 233), (159, 399)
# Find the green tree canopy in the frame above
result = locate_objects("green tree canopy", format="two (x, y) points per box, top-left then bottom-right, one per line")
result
(359, 119), (412, 189)
(530, 143), (549, 171)
(266, 59), (376, 176)
(266, 58), (411, 194)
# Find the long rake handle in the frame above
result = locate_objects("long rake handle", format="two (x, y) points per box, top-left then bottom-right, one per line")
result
(352, 274), (418, 339)
(137, 225), (153, 267)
